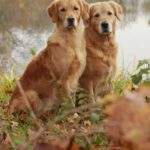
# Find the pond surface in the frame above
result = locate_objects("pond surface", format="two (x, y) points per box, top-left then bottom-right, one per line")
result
(0, 0), (150, 75)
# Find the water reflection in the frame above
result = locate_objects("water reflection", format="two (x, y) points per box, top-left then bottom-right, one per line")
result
(0, 0), (150, 75)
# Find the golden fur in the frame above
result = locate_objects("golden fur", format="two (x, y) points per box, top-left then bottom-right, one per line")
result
(80, 1), (124, 101)
(9, 0), (89, 114)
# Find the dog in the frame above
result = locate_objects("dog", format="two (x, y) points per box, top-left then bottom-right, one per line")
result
(9, 0), (89, 114)
(80, 1), (124, 102)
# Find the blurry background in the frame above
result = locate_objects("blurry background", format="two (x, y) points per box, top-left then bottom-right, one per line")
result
(0, 0), (150, 75)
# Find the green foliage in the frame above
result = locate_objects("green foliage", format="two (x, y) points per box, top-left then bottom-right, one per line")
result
(131, 59), (150, 85)
(112, 59), (150, 93)
(91, 135), (108, 146)
(75, 135), (90, 148)
(1, 68), (16, 89)
(30, 48), (36, 56)
(112, 70), (132, 94)
(11, 134), (26, 145)
(0, 68), (16, 104)
(57, 100), (75, 116)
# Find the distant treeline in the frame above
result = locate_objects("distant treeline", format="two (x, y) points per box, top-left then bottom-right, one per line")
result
(0, 0), (53, 32)
(1, 0), (149, 32)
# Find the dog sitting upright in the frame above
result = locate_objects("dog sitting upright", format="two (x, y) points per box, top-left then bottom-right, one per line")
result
(80, 1), (124, 101)
(9, 0), (89, 113)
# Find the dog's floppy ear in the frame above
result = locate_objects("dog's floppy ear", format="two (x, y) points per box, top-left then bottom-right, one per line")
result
(80, 0), (90, 24)
(109, 1), (124, 21)
(47, 1), (58, 23)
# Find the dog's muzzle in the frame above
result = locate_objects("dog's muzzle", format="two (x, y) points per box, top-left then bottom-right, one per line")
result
(67, 17), (75, 27)
(101, 22), (110, 33)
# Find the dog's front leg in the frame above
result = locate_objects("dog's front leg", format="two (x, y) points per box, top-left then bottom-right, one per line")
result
(57, 58), (81, 104)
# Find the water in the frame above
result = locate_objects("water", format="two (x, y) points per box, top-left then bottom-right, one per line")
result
(0, 0), (150, 75)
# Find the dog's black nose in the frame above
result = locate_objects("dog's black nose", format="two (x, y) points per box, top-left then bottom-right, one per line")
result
(68, 17), (75, 24)
(101, 22), (109, 29)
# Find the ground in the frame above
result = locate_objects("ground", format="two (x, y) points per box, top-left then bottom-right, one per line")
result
(0, 59), (150, 150)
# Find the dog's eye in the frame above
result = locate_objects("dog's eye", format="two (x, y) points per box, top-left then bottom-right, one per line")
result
(94, 13), (100, 18)
(108, 11), (112, 16)
(74, 7), (79, 11)
(60, 8), (66, 12)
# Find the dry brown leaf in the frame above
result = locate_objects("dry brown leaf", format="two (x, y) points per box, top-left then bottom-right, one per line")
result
(138, 85), (150, 102)
(105, 95), (150, 150)
(0, 136), (11, 150)
(33, 136), (79, 150)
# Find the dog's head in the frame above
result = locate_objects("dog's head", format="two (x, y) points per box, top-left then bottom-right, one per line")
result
(48, 0), (89, 30)
(88, 1), (124, 35)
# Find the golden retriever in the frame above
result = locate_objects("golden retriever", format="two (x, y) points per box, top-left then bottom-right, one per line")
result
(80, 1), (124, 102)
(9, 0), (89, 114)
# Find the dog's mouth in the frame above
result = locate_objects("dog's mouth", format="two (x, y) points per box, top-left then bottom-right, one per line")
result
(102, 29), (111, 35)
(67, 24), (76, 28)
(66, 17), (77, 29)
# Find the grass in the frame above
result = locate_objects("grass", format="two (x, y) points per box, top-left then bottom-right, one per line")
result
(112, 69), (132, 94)
(0, 68), (16, 105)
(0, 59), (150, 149)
